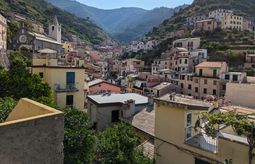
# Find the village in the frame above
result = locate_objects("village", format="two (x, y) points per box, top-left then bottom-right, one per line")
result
(1, 5), (255, 164)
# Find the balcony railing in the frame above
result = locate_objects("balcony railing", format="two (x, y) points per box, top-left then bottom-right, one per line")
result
(55, 83), (79, 92)
(185, 129), (218, 153)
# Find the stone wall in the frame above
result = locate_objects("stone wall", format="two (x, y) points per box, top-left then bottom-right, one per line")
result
(0, 113), (64, 164)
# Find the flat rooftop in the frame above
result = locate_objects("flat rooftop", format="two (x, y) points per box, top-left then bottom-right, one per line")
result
(153, 82), (173, 90)
(157, 94), (212, 109)
(87, 93), (148, 105)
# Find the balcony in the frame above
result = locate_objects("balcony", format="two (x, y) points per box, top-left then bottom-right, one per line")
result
(55, 83), (79, 93)
(185, 131), (217, 153)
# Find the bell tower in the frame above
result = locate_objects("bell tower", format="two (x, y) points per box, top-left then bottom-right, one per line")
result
(48, 16), (61, 43)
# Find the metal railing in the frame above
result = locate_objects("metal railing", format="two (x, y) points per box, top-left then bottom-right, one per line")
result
(185, 128), (218, 153)
(55, 83), (79, 92)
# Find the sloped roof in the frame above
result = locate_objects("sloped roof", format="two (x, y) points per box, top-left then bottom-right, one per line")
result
(88, 79), (104, 87)
(28, 32), (62, 45)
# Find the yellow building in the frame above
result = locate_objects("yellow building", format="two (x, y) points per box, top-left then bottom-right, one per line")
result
(154, 94), (255, 164)
(31, 49), (86, 110)
(122, 58), (145, 72)
(222, 15), (243, 31)
(179, 62), (228, 99)
(0, 13), (7, 53)
(62, 41), (73, 53)
(0, 98), (64, 163)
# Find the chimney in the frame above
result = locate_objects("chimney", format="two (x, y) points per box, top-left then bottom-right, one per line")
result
(122, 99), (135, 118)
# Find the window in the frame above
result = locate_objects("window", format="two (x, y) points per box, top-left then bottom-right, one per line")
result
(233, 75), (238, 81)
(185, 113), (192, 140)
(195, 79), (199, 83)
(111, 110), (119, 123)
(204, 79), (208, 85)
(52, 26), (54, 31)
(195, 158), (211, 164)
(195, 87), (198, 93)
(181, 83), (184, 89)
(199, 69), (203, 76)
(213, 89), (217, 95)
(185, 59), (188, 64)
(39, 72), (44, 78)
(66, 95), (74, 106)
(66, 72), (75, 87)
(188, 84), (192, 90)
(222, 84), (226, 90)
(225, 74), (230, 80)
(203, 88), (207, 94)
(213, 69), (217, 77)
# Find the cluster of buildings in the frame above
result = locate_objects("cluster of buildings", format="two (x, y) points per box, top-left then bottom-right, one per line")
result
(1, 7), (255, 164)
(186, 9), (255, 32)
(127, 40), (159, 53)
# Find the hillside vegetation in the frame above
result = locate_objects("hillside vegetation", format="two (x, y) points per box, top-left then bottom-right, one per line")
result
(148, 0), (255, 39)
(0, 0), (113, 45)
(47, 0), (187, 42)
(143, 0), (255, 68)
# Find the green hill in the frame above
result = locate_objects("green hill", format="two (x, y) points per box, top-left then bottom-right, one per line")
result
(148, 0), (255, 39)
(0, 0), (113, 45)
(141, 0), (255, 69)
(47, 0), (188, 43)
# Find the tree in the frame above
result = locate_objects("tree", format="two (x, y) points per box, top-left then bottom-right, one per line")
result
(0, 52), (52, 100)
(0, 97), (17, 123)
(195, 111), (255, 164)
(96, 122), (152, 164)
(63, 108), (95, 164)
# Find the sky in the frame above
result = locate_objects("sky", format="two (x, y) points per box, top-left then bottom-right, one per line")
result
(77, 0), (193, 10)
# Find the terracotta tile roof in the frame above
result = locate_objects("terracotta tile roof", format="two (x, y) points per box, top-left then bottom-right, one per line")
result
(196, 61), (226, 68)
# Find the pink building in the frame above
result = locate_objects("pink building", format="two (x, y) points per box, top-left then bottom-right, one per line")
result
(243, 19), (255, 32)
(87, 79), (121, 95)
(194, 19), (218, 32)
(168, 29), (187, 38)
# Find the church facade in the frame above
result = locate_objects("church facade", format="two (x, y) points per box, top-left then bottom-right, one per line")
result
(12, 16), (63, 54)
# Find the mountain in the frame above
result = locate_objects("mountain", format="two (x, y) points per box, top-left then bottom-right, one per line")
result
(47, 0), (188, 42)
(147, 0), (255, 39)
(0, 0), (113, 45)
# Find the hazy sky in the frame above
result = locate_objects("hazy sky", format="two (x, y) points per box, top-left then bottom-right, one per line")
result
(77, 0), (193, 10)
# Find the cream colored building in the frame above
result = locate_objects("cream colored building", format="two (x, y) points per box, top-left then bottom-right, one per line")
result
(209, 9), (233, 22)
(154, 94), (255, 164)
(152, 58), (173, 74)
(0, 13), (7, 54)
(31, 50), (86, 110)
(222, 15), (243, 31)
(0, 98), (64, 163)
(122, 58), (145, 73)
(179, 62), (228, 99)
(173, 38), (201, 51)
